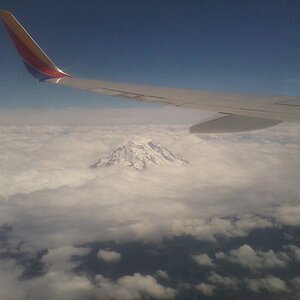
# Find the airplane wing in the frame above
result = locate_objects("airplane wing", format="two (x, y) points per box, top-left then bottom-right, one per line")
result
(1, 10), (300, 133)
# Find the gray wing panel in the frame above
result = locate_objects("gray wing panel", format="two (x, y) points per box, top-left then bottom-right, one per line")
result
(189, 114), (281, 133)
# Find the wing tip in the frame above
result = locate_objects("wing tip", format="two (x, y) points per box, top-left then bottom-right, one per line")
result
(0, 10), (13, 22)
(0, 10), (11, 15)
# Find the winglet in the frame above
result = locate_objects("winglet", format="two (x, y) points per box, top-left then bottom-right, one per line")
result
(0, 10), (70, 81)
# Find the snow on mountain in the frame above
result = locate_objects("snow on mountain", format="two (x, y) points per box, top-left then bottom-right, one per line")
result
(90, 140), (189, 170)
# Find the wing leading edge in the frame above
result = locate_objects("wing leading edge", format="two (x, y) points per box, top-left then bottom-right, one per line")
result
(1, 10), (300, 133)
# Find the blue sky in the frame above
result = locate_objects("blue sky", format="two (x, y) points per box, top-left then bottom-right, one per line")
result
(1, 0), (300, 108)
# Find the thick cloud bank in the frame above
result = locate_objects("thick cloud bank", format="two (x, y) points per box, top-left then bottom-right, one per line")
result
(0, 123), (300, 299)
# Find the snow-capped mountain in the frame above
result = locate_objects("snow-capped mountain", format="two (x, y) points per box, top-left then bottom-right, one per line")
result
(90, 140), (188, 170)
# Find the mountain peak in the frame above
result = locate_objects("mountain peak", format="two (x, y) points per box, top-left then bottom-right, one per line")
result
(90, 140), (188, 170)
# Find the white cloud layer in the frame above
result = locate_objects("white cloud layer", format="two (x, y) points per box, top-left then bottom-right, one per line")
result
(1, 124), (299, 249)
(0, 122), (300, 299)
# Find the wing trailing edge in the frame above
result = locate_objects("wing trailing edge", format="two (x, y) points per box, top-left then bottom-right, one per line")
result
(189, 114), (281, 133)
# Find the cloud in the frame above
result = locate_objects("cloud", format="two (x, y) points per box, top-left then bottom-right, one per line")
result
(155, 270), (171, 280)
(193, 253), (215, 267)
(95, 273), (176, 299)
(217, 244), (290, 270)
(0, 260), (27, 300)
(207, 272), (240, 289)
(284, 245), (300, 262)
(3, 124), (295, 250)
(272, 204), (300, 226)
(245, 276), (289, 293)
(0, 122), (300, 299)
(0, 250), (173, 300)
(42, 246), (89, 272)
(195, 282), (215, 296)
(290, 246), (300, 262)
(291, 277), (300, 289)
(28, 271), (94, 300)
(0, 258), (94, 300)
(97, 249), (121, 263)
(0, 124), (299, 251)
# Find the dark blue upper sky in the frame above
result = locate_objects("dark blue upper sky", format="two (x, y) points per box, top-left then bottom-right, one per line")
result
(1, 0), (300, 108)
